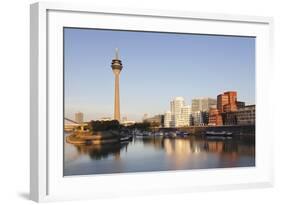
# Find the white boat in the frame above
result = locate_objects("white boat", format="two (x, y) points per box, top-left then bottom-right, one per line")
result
(205, 131), (232, 136)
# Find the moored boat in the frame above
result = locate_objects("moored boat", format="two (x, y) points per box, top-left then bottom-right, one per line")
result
(204, 131), (233, 140)
(205, 131), (232, 136)
(176, 131), (189, 137)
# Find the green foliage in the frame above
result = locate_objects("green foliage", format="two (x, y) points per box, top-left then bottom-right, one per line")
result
(127, 122), (151, 131)
(150, 121), (160, 128)
(89, 120), (122, 131)
(88, 120), (158, 132)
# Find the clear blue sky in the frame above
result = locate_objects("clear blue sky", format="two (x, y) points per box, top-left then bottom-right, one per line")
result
(64, 28), (255, 121)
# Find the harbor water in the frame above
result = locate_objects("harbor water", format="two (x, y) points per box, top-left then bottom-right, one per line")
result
(64, 133), (255, 176)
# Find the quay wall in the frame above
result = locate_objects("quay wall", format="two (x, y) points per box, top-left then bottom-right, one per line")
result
(160, 125), (255, 140)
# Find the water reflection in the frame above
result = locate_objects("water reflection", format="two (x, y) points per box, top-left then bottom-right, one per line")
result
(163, 139), (191, 155)
(134, 137), (254, 156)
(64, 134), (255, 176)
(73, 142), (129, 160)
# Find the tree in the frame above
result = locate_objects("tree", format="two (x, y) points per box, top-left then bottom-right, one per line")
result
(127, 122), (151, 131)
(89, 120), (121, 131)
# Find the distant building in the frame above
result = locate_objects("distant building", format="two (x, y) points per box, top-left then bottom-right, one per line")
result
(237, 101), (246, 109)
(181, 105), (192, 126)
(164, 97), (192, 128)
(191, 98), (217, 112)
(170, 97), (185, 127)
(191, 99), (200, 112)
(192, 111), (204, 126)
(208, 107), (223, 126)
(164, 111), (172, 128)
(75, 112), (84, 124)
(191, 111), (209, 126)
(236, 105), (255, 125)
(202, 111), (209, 125)
(215, 91), (241, 126)
(217, 94), (229, 113)
(122, 116), (128, 123)
(142, 113), (149, 121)
(217, 91), (238, 113)
(215, 91), (255, 126)
(223, 112), (237, 125)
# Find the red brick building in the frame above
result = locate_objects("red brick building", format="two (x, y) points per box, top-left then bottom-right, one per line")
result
(208, 107), (223, 126)
(217, 93), (229, 113)
(217, 91), (237, 113)
(209, 91), (240, 126)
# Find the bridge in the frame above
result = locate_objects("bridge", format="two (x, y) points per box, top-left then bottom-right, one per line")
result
(64, 118), (88, 132)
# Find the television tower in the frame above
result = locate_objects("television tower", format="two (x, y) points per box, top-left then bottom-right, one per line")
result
(111, 48), (123, 122)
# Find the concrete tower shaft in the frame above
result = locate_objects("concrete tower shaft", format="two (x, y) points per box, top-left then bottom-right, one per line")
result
(111, 48), (123, 122)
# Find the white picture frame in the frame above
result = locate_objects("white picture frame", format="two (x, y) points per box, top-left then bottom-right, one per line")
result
(30, 2), (274, 202)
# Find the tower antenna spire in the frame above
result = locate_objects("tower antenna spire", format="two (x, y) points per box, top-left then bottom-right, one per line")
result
(115, 48), (119, 59)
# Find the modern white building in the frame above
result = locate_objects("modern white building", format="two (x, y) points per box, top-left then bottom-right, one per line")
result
(191, 97), (217, 112)
(164, 97), (192, 128)
(164, 111), (172, 128)
(181, 105), (192, 126)
(170, 97), (185, 127)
